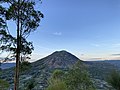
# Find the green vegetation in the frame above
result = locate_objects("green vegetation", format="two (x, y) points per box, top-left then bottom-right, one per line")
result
(46, 69), (67, 90)
(46, 61), (95, 90)
(0, 79), (9, 90)
(26, 79), (35, 90)
(65, 63), (95, 90)
(46, 79), (68, 90)
(20, 61), (31, 72)
(107, 70), (120, 90)
(52, 69), (64, 79)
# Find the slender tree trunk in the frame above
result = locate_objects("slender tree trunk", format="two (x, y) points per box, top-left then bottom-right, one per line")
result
(14, 0), (20, 90)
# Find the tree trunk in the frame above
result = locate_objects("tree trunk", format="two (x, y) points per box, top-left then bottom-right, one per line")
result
(14, 0), (20, 90)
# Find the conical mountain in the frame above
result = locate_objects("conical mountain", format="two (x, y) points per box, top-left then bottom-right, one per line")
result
(33, 50), (81, 69)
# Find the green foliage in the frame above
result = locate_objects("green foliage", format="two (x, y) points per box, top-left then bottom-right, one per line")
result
(46, 69), (67, 90)
(20, 61), (31, 72)
(46, 61), (95, 90)
(46, 79), (68, 90)
(64, 61), (95, 90)
(0, 69), (2, 75)
(65, 68), (95, 90)
(0, 0), (43, 60)
(0, 79), (9, 90)
(26, 79), (35, 90)
(52, 69), (64, 79)
(107, 70), (120, 90)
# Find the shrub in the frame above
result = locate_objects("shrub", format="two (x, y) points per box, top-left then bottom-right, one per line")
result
(64, 67), (95, 90)
(46, 79), (68, 90)
(107, 70), (120, 90)
(0, 79), (9, 90)
(46, 69), (67, 90)
(52, 69), (64, 79)
(63, 61), (95, 90)
(26, 79), (35, 90)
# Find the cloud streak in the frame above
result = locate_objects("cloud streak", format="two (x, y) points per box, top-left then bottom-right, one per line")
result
(53, 32), (62, 36)
(89, 58), (103, 60)
(111, 54), (120, 56)
(91, 44), (100, 47)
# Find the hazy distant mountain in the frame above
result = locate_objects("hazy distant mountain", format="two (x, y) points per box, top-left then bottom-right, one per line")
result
(104, 60), (120, 69)
(85, 61), (118, 80)
(0, 63), (15, 69)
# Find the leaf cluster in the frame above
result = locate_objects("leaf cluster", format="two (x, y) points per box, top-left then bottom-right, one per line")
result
(0, 79), (10, 90)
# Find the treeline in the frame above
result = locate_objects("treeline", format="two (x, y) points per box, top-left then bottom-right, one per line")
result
(46, 61), (95, 90)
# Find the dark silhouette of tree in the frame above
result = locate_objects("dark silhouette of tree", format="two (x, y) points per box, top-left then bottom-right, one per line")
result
(0, 0), (43, 90)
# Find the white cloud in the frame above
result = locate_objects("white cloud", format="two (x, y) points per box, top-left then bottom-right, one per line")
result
(91, 44), (100, 47)
(53, 32), (62, 36)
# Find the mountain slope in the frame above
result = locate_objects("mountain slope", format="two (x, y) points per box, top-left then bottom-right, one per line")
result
(34, 50), (80, 69)
(0, 50), (81, 90)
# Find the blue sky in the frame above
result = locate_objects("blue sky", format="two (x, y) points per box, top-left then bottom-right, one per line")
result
(30, 0), (120, 61)
(1, 0), (120, 61)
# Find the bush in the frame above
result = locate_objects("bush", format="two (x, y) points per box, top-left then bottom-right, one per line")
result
(107, 70), (120, 90)
(0, 79), (9, 90)
(26, 79), (35, 90)
(46, 69), (67, 90)
(64, 67), (95, 90)
(46, 79), (68, 90)
(52, 69), (64, 79)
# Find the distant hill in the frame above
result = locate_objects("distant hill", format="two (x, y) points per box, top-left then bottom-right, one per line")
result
(85, 61), (118, 80)
(104, 60), (120, 70)
(0, 63), (15, 69)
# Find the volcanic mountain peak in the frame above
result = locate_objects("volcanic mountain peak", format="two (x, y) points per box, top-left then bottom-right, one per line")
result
(36, 50), (81, 69)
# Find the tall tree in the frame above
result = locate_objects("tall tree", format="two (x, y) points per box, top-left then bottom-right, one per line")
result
(0, 0), (43, 90)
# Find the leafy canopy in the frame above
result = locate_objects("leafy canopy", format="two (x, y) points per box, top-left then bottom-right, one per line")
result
(0, 0), (43, 61)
